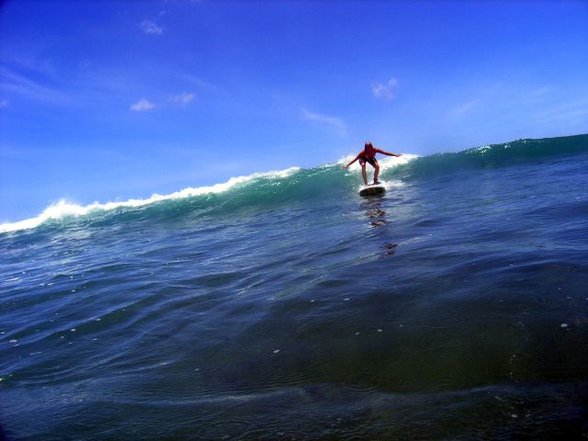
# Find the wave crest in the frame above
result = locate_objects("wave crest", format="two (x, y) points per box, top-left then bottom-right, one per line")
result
(2, 134), (586, 234)
(0, 167), (301, 233)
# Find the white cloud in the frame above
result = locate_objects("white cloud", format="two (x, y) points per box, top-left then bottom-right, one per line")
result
(372, 78), (398, 100)
(130, 98), (156, 112)
(140, 20), (163, 35)
(168, 92), (195, 106)
(301, 108), (347, 136)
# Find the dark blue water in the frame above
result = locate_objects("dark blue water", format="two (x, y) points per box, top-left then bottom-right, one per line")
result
(1, 135), (587, 440)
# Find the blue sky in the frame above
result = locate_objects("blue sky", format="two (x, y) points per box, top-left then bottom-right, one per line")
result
(1, 0), (587, 222)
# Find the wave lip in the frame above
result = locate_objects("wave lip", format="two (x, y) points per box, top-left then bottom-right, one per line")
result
(0, 167), (301, 234)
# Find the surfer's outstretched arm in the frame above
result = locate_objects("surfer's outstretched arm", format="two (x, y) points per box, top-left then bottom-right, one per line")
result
(375, 148), (402, 157)
(344, 153), (361, 168)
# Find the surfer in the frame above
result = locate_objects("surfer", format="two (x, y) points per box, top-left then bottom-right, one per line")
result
(344, 142), (401, 185)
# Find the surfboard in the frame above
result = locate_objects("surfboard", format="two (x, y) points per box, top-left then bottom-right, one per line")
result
(358, 183), (386, 196)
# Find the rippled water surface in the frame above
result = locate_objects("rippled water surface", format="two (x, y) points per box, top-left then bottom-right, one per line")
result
(1, 137), (588, 440)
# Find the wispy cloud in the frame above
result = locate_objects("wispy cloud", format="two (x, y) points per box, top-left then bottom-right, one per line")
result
(301, 108), (347, 136)
(175, 71), (229, 98)
(534, 99), (588, 125)
(130, 98), (156, 112)
(372, 78), (398, 100)
(140, 20), (163, 35)
(451, 99), (480, 117)
(0, 65), (66, 103)
(168, 92), (195, 106)
(131, 92), (196, 112)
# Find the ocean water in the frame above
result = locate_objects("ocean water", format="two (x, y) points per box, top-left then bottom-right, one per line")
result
(1, 134), (587, 440)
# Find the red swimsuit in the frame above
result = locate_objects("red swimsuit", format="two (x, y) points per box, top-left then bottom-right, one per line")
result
(358, 151), (377, 167)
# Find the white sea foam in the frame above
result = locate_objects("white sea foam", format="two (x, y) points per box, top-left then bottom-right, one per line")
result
(338, 152), (418, 171)
(0, 167), (301, 233)
(383, 179), (406, 190)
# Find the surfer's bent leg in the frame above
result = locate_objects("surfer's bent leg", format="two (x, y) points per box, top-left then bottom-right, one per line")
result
(373, 160), (380, 184)
(359, 158), (368, 185)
